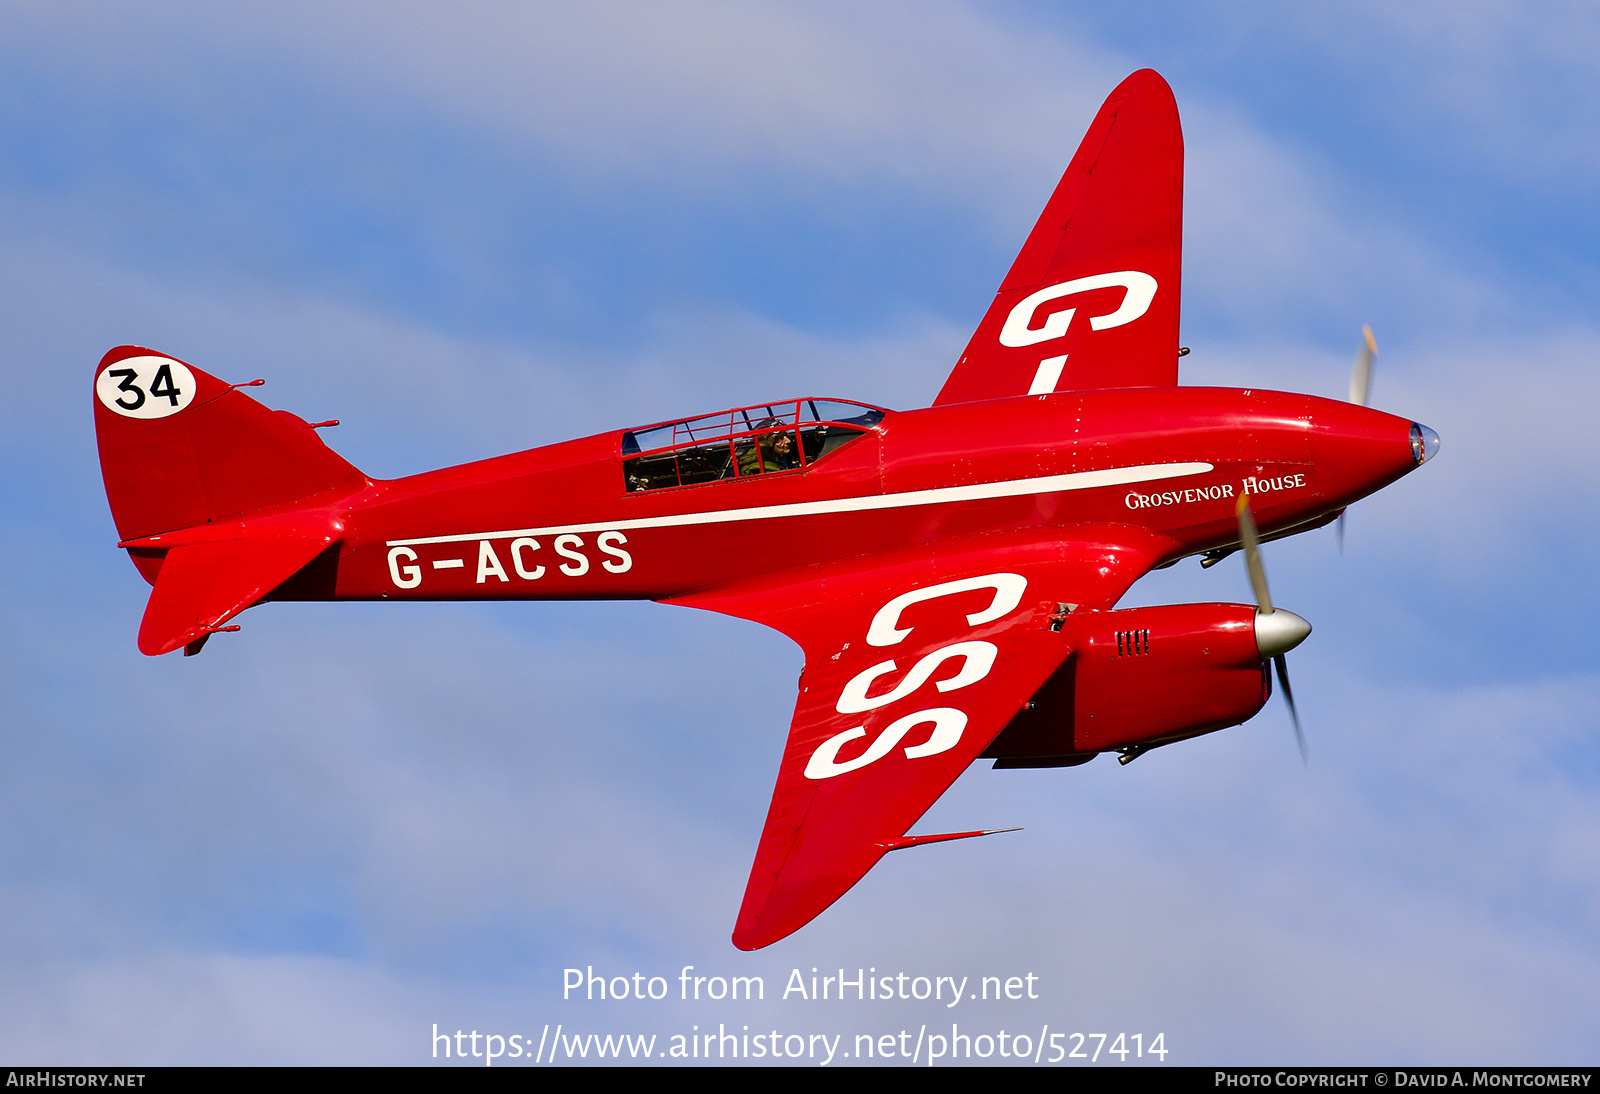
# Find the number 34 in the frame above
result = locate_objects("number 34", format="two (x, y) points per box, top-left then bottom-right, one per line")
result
(95, 356), (197, 420)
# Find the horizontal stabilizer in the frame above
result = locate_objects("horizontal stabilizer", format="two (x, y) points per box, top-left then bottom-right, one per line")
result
(134, 522), (339, 656)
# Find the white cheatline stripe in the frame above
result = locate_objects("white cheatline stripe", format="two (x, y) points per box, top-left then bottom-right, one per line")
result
(383, 461), (1214, 548)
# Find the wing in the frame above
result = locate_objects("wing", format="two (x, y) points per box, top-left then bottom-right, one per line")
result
(933, 69), (1184, 406)
(669, 527), (1172, 949)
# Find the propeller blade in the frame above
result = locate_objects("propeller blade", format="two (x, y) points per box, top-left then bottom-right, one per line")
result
(1274, 654), (1307, 765)
(1235, 492), (1273, 615)
(1341, 326), (1377, 549)
(1239, 493), (1310, 762)
(1349, 324), (1377, 406)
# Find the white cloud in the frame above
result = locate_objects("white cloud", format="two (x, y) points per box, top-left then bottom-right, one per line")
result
(0, 1), (1554, 344)
(0, 1), (1121, 209)
(1180, 103), (1497, 338)
(1289, 1), (1600, 185)
(0, 952), (433, 1064)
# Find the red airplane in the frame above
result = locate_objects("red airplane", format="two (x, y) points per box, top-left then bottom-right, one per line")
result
(93, 70), (1437, 950)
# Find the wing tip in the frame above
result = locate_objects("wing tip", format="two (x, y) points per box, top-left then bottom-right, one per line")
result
(1114, 68), (1174, 96)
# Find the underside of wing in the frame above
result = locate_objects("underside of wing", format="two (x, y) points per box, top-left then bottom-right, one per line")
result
(934, 69), (1184, 405)
(669, 527), (1175, 949)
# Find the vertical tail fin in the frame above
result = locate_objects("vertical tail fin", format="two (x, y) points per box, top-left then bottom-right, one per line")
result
(93, 346), (369, 653)
(933, 69), (1184, 405)
(94, 345), (366, 547)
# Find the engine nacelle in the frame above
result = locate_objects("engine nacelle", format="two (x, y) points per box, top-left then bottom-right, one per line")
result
(982, 602), (1270, 767)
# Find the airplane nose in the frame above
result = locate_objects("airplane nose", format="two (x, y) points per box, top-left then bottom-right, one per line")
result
(1411, 422), (1440, 465)
(1308, 400), (1434, 510)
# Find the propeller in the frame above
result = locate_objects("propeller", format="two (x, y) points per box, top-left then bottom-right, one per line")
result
(1337, 325), (1378, 553)
(1236, 492), (1312, 764)
(1349, 323), (1377, 407)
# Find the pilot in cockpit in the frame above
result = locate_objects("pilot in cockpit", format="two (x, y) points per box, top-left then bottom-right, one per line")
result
(737, 423), (798, 477)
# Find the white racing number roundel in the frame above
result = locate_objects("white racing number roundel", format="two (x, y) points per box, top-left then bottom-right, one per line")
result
(95, 356), (197, 419)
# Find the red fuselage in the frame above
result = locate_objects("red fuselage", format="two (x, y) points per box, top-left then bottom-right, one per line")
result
(292, 386), (1423, 607)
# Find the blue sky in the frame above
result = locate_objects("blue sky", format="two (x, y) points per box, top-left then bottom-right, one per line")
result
(1, 1), (1597, 1065)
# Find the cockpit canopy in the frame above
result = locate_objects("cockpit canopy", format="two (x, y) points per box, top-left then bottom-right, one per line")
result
(621, 398), (886, 493)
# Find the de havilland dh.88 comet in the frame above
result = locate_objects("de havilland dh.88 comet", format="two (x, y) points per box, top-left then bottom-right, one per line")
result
(93, 70), (1438, 949)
